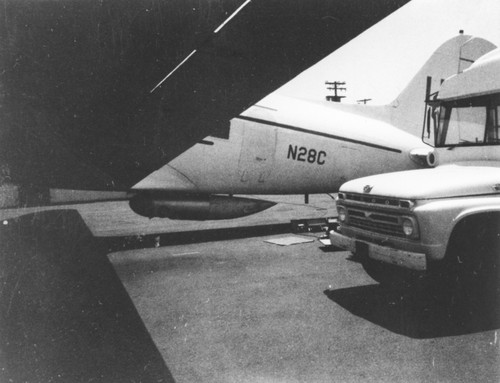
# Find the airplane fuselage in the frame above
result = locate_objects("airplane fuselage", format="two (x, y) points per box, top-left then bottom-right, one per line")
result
(134, 94), (427, 196)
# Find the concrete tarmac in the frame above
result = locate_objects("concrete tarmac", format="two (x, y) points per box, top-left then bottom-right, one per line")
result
(110, 236), (500, 383)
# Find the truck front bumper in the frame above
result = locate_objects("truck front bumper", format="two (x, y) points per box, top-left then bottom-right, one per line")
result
(329, 230), (427, 271)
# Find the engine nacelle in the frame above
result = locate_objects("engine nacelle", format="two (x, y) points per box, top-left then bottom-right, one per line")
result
(129, 192), (276, 220)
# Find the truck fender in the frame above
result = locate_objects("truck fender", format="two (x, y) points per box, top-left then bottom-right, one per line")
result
(454, 205), (500, 225)
(446, 207), (500, 258)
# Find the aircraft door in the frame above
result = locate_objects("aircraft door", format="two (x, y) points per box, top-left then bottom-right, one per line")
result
(238, 122), (277, 185)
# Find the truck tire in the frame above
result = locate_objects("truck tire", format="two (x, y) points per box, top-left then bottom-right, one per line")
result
(442, 214), (500, 299)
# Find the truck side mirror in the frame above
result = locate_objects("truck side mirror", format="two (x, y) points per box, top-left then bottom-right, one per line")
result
(422, 105), (437, 147)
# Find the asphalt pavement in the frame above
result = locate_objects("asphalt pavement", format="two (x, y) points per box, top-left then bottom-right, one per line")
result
(110, 234), (500, 383)
(1, 196), (499, 382)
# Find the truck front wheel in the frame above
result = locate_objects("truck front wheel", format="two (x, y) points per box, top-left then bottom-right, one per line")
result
(440, 214), (500, 298)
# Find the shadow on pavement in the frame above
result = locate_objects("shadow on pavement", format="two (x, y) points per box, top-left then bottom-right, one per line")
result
(325, 283), (500, 339)
(0, 210), (175, 382)
(102, 223), (291, 252)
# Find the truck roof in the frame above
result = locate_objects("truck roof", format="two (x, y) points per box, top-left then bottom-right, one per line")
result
(438, 47), (500, 101)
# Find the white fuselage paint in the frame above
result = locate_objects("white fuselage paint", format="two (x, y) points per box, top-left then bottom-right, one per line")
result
(135, 94), (427, 194)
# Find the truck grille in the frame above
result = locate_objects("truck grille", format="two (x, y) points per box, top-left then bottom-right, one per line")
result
(340, 192), (413, 209)
(347, 207), (405, 237)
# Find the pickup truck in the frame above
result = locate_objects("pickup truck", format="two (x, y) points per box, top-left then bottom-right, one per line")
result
(330, 47), (500, 292)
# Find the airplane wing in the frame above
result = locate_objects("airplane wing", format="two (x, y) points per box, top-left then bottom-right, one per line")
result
(0, 0), (409, 195)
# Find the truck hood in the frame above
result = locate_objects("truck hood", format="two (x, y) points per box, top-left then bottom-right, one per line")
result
(340, 165), (500, 200)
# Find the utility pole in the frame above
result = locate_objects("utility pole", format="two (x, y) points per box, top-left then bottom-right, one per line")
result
(325, 81), (346, 102)
(356, 98), (372, 104)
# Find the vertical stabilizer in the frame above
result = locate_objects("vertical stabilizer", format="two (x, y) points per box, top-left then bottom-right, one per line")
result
(387, 35), (496, 137)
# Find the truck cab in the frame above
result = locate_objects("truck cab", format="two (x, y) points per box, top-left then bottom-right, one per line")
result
(329, 47), (500, 289)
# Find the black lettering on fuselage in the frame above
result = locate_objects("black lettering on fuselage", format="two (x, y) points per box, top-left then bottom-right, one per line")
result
(287, 144), (326, 165)
(297, 146), (307, 161)
(317, 150), (326, 165)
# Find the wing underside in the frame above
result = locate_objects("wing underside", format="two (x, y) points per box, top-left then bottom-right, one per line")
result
(0, 0), (409, 195)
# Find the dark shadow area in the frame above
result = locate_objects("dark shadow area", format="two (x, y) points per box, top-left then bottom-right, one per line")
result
(0, 210), (175, 382)
(319, 246), (334, 252)
(101, 222), (291, 253)
(325, 282), (500, 339)
(0, 0), (409, 192)
(319, 245), (344, 253)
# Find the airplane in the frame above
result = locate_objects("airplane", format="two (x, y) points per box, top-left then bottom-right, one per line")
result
(128, 33), (497, 220)
(127, 0), (500, 220)
(4, 3), (500, 381)
(2, 0), (500, 221)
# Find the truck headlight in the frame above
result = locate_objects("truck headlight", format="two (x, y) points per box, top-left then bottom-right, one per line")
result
(402, 217), (419, 238)
(338, 206), (347, 223)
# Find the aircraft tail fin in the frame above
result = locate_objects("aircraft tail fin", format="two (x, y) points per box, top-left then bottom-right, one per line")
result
(387, 34), (496, 137)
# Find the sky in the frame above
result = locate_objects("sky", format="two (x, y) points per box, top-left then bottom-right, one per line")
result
(275, 0), (500, 105)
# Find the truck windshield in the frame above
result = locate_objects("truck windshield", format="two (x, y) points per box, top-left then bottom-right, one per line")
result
(433, 94), (500, 147)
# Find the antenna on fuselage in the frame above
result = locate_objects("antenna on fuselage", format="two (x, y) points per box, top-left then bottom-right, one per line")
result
(325, 81), (346, 102)
(150, 0), (252, 93)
